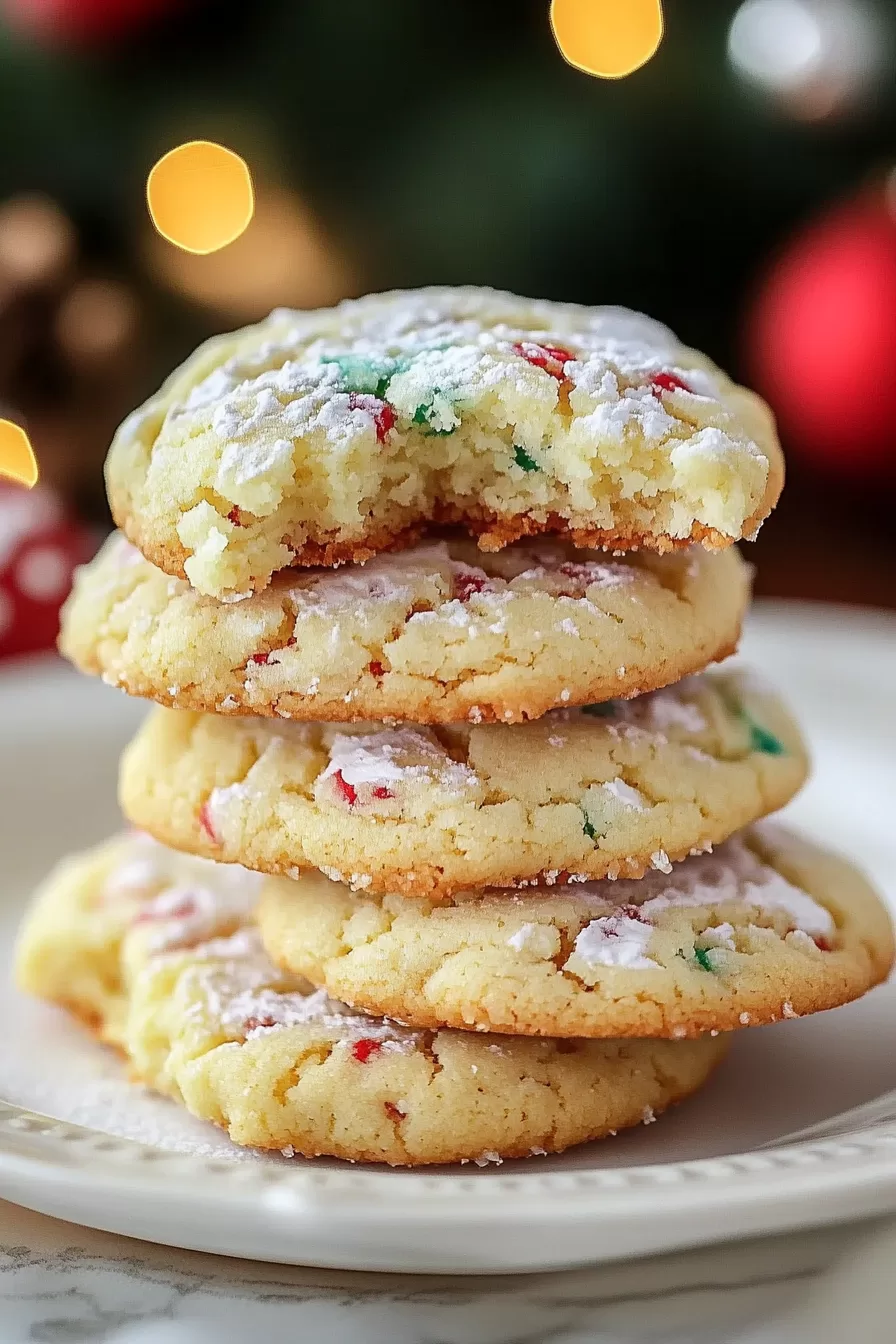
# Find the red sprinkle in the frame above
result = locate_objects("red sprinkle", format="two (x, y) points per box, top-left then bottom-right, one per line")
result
(248, 652), (272, 666)
(332, 769), (358, 806)
(384, 1101), (406, 1121)
(372, 785), (394, 800)
(244, 1015), (277, 1033)
(619, 903), (647, 922)
(352, 1038), (382, 1063)
(813, 935), (832, 953)
(559, 561), (597, 582)
(368, 660), (385, 678)
(650, 371), (692, 396)
(512, 341), (575, 381)
(453, 572), (488, 603)
(198, 803), (218, 844)
(227, 506), (246, 526)
(348, 392), (397, 443)
(134, 894), (198, 924)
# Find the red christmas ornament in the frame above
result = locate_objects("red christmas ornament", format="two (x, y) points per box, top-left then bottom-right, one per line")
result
(745, 187), (896, 477)
(0, 482), (93, 661)
(1, 0), (183, 45)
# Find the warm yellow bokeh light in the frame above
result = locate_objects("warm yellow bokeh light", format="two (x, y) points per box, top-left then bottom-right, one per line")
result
(0, 420), (38, 488)
(146, 140), (255, 255)
(144, 185), (355, 321)
(550, 0), (664, 78)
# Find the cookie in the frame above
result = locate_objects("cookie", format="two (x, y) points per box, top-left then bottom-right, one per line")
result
(119, 669), (808, 897)
(14, 831), (265, 1047)
(258, 825), (894, 1039)
(130, 932), (728, 1167)
(61, 531), (751, 724)
(17, 832), (729, 1166)
(105, 286), (783, 596)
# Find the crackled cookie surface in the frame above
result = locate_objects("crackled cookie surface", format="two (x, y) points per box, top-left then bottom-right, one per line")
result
(120, 670), (808, 896)
(105, 287), (783, 596)
(18, 832), (728, 1166)
(14, 831), (264, 1046)
(62, 531), (750, 724)
(259, 826), (894, 1039)
(129, 928), (727, 1165)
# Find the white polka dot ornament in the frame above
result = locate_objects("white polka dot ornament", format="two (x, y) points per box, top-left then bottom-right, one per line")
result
(0, 481), (94, 660)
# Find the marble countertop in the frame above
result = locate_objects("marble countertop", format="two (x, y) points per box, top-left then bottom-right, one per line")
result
(2, 1198), (892, 1344)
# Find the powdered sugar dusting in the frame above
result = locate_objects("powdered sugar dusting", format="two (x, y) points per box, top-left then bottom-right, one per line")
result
(504, 835), (835, 944)
(186, 929), (422, 1052)
(320, 727), (479, 796)
(567, 916), (659, 971)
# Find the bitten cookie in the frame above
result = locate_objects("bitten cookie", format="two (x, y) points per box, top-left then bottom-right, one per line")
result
(14, 831), (264, 1046)
(258, 825), (894, 1039)
(105, 286), (783, 596)
(61, 531), (751, 724)
(119, 669), (808, 896)
(16, 832), (729, 1166)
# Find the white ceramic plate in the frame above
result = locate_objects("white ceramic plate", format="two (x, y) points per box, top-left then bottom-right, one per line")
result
(1, 601), (895, 1274)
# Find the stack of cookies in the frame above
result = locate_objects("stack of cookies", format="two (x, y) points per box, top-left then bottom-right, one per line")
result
(17, 288), (893, 1166)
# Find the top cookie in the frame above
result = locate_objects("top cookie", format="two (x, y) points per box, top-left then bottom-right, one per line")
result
(105, 287), (783, 597)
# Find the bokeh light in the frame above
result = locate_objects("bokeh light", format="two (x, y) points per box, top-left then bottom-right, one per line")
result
(0, 420), (38, 488)
(145, 183), (355, 320)
(146, 140), (255, 255)
(727, 0), (885, 119)
(550, 0), (664, 79)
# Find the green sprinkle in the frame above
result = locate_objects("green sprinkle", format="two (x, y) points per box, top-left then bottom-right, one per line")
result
(513, 445), (540, 472)
(581, 702), (617, 717)
(411, 399), (456, 436)
(321, 354), (398, 398)
(582, 813), (598, 842)
(745, 716), (785, 756)
(693, 946), (715, 973)
(720, 686), (787, 757)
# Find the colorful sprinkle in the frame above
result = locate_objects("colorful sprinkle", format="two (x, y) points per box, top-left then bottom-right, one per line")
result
(248, 651), (272, 666)
(744, 716), (785, 756)
(227, 506), (246, 526)
(513, 445), (540, 472)
(650, 371), (692, 396)
(513, 341), (575, 380)
(348, 392), (396, 444)
(582, 812), (598, 842)
(198, 803), (218, 843)
(412, 399), (455, 436)
(692, 946), (715, 973)
(332, 770), (358, 807)
(322, 353), (398, 399)
(453, 572), (488, 603)
(372, 785), (394, 801)
(368, 660), (385, 678)
(244, 1014), (277, 1032)
(352, 1038), (382, 1063)
(134, 894), (198, 924)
